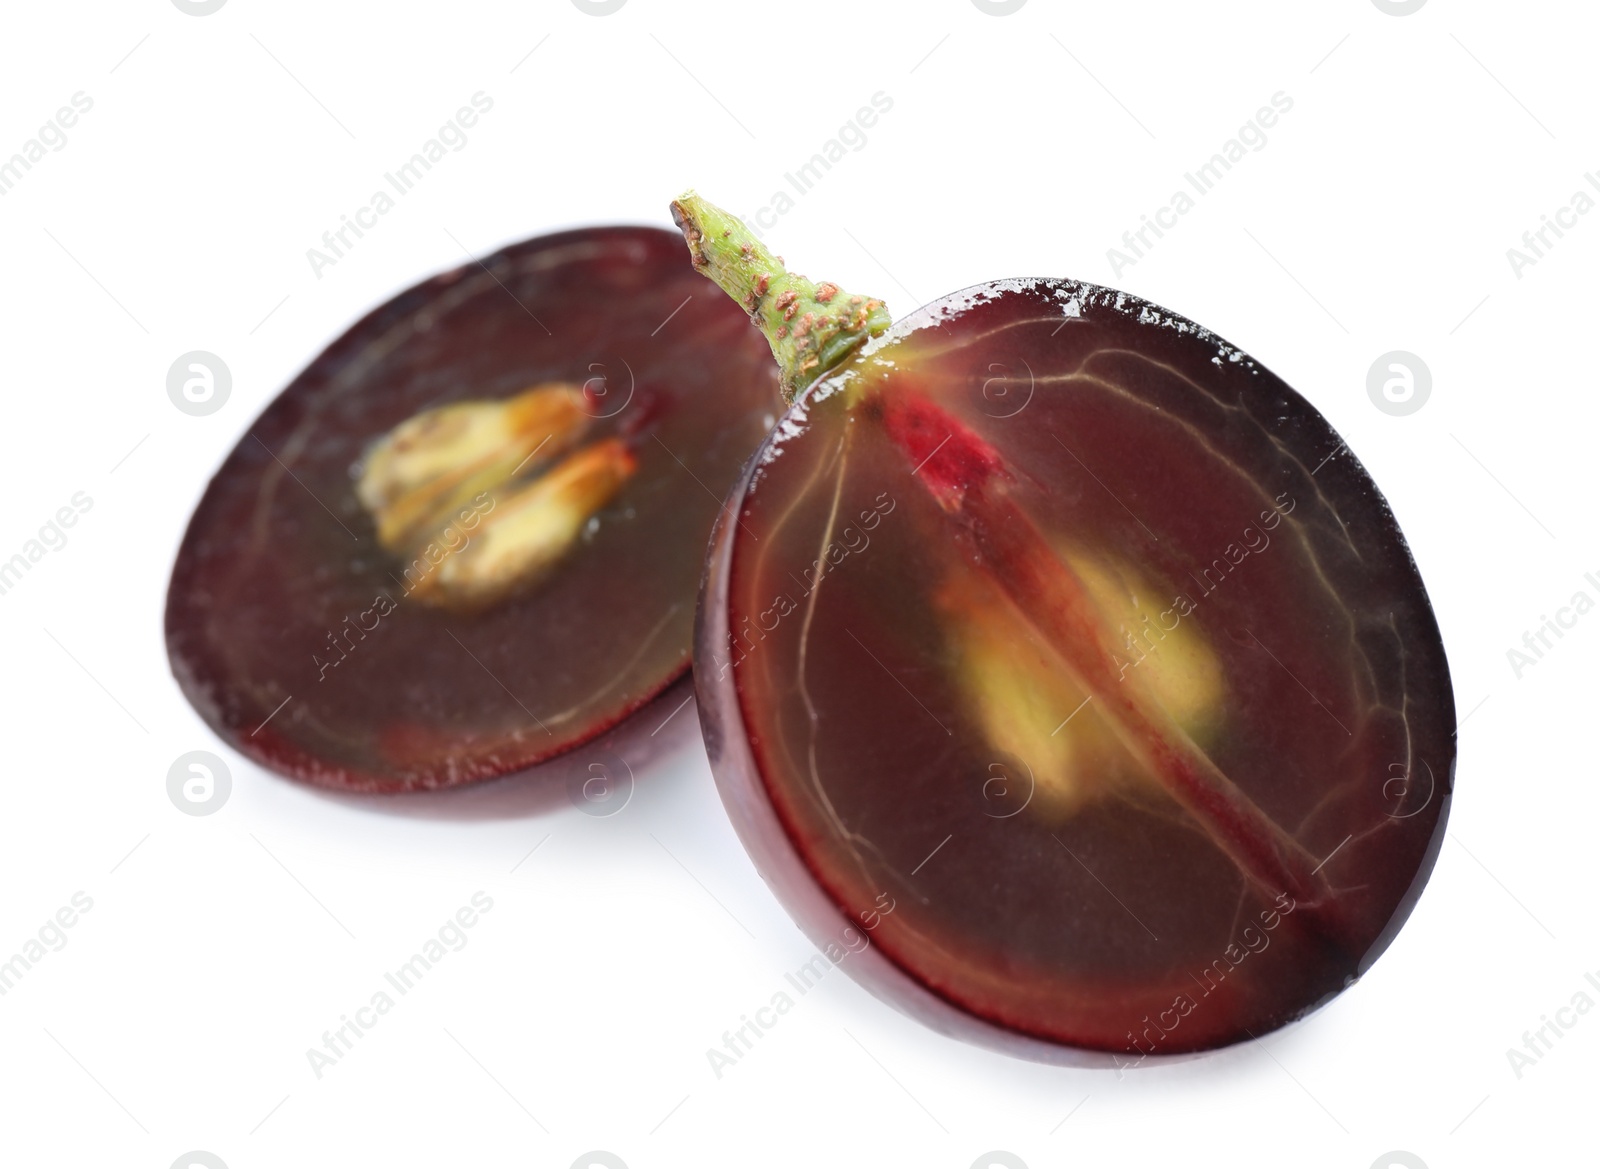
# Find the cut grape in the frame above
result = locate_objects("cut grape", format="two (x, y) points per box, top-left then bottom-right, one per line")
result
(166, 226), (778, 792)
(682, 195), (1454, 1061)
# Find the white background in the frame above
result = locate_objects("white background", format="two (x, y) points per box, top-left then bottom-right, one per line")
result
(0, 1), (1592, 1166)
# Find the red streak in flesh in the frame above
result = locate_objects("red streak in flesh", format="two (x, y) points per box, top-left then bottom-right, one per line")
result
(878, 387), (1358, 951)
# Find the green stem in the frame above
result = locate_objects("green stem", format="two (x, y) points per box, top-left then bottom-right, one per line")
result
(669, 191), (892, 403)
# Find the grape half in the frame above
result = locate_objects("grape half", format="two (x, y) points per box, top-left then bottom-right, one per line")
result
(696, 277), (1453, 1061)
(167, 226), (777, 792)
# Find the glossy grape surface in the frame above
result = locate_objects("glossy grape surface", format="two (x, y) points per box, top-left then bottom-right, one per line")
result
(167, 227), (777, 792)
(697, 279), (1453, 1060)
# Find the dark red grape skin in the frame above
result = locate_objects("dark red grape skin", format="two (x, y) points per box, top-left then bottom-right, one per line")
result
(695, 278), (1454, 1063)
(167, 226), (778, 793)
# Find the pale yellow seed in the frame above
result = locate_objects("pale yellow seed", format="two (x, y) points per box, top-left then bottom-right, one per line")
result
(406, 438), (637, 610)
(357, 384), (587, 554)
(939, 546), (1225, 820)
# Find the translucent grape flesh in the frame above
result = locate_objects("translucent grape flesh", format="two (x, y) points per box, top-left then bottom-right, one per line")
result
(167, 227), (778, 792)
(701, 280), (1453, 1057)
